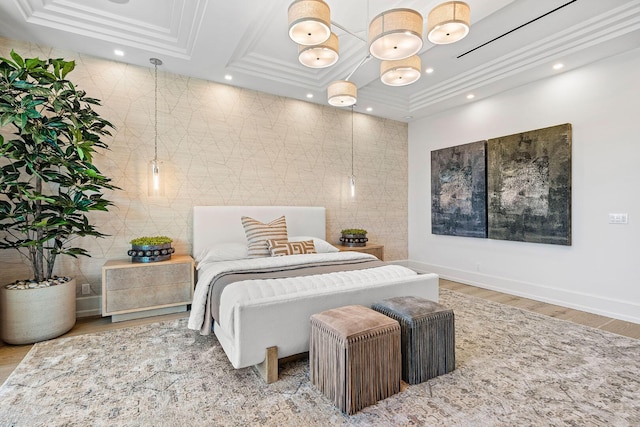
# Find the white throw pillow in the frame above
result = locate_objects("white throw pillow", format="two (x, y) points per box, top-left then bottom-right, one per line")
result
(288, 236), (339, 253)
(196, 243), (248, 266)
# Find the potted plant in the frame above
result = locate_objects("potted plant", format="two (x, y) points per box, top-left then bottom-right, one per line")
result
(128, 236), (175, 263)
(0, 50), (117, 344)
(340, 228), (368, 247)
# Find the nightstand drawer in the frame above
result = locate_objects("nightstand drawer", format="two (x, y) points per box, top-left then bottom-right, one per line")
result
(105, 281), (192, 313)
(104, 262), (191, 291)
(102, 255), (194, 321)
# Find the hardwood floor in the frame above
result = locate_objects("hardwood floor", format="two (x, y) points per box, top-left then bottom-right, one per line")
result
(439, 279), (640, 339)
(1, 280), (639, 386)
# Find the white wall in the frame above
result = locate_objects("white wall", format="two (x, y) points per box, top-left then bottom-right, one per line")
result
(408, 48), (640, 324)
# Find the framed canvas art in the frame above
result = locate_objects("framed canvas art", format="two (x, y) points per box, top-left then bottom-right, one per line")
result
(431, 140), (487, 238)
(487, 123), (572, 245)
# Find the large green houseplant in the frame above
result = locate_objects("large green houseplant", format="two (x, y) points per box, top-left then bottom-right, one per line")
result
(0, 50), (117, 344)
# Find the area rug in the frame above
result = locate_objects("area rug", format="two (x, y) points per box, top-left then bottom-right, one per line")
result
(0, 289), (638, 427)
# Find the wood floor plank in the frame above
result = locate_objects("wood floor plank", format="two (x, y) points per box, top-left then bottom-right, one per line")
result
(0, 344), (32, 387)
(487, 293), (522, 305)
(439, 280), (467, 291)
(599, 320), (640, 339)
(533, 303), (572, 318)
(507, 298), (549, 312)
(553, 310), (613, 329)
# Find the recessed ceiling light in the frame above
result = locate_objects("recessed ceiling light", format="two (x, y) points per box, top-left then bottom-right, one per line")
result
(114, 49), (124, 57)
(404, 115), (413, 120)
(108, 0), (130, 3)
(366, 107), (373, 112)
(553, 63), (564, 70)
(425, 68), (434, 74)
(466, 94), (475, 99)
(306, 93), (314, 99)
(224, 75), (233, 81)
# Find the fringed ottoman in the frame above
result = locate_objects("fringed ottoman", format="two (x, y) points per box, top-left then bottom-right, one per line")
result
(309, 305), (401, 415)
(372, 296), (455, 384)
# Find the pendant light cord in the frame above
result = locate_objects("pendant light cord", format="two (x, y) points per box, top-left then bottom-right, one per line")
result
(154, 60), (158, 162)
(150, 57), (162, 162)
(351, 106), (354, 178)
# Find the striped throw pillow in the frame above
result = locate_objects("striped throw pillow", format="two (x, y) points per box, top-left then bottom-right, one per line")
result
(267, 239), (317, 257)
(241, 216), (288, 258)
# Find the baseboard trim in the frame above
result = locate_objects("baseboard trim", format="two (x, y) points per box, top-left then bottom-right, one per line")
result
(76, 295), (102, 318)
(407, 260), (640, 325)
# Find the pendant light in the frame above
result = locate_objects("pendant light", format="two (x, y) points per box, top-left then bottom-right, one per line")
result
(288, 0), (331, 46)
(287, 4), (469, 105)
(298, 32), (339, 68)
(380, 55), (422, 86)
(368, 8), (423, 61)
(349, 105), (356, 198)
(328, 80), (357, 107)
(148, 58), (164, 197)
(427, 1), (471, 45)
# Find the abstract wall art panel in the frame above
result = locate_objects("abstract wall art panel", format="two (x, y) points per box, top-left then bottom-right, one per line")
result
(431, 140), (487, 238)
(487, 123), (572, 245)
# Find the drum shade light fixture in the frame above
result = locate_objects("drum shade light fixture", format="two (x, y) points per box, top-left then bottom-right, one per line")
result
(288, 0), (331, 46)
(298, 32), (339, 68)
(286, 1), (471, 106)
(368, 8), (423, 61)
(380, 55), (422, 86)
(328, 80), (357, 107)
(427, 1), (471, 45)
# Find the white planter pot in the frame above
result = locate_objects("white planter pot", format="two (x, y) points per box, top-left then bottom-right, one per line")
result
(0, 278), (76, 345)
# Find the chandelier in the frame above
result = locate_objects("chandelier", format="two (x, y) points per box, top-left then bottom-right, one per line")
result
(287, 1), (471, 106)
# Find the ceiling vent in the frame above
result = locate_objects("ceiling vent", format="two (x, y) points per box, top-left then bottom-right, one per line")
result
(457, 0), (578, 59)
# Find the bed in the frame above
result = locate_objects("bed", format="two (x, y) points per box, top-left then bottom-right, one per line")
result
(187, 206), (439, 382)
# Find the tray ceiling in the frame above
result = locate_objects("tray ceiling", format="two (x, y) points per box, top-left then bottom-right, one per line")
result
(1, 0), (639, 121)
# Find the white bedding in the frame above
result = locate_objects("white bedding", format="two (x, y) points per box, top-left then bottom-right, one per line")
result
(190, 206), (440, 375)
(188, 251), (401, 333)
(219, 263), (416, 337)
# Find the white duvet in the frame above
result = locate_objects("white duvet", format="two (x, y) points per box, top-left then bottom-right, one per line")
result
(187, 252), (417, 334)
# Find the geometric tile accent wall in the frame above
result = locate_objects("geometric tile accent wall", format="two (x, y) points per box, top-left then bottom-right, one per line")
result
(0, 36), (409, 294)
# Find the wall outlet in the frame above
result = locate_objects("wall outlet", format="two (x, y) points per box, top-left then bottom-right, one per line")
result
(608, 213), (628, 224)
(81, 283), (91, 295)
(475, 262), (481, 272)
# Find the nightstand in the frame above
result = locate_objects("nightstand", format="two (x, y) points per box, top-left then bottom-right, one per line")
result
(102, 255), (194, 322)
(336, 243), (384, 261)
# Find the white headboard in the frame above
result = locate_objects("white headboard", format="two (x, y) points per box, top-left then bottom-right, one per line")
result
(192, 206), (326, 258)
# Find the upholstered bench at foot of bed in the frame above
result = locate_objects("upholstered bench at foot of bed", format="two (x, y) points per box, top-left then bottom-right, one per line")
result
(372, 296), (455, 384)
(310, 305), (401, 415)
